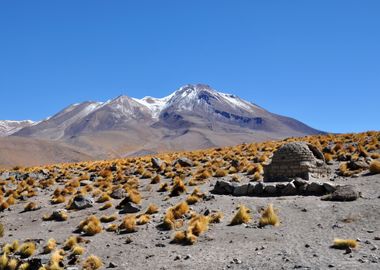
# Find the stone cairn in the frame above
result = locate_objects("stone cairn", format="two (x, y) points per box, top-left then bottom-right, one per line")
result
(264, 142), (331, 182)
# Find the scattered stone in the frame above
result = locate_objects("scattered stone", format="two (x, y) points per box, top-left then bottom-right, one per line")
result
(264, 184), (277, 195)
(211, 180), (235, 195)
(323, 182), (337, 193)
(307, 182), (325, 194)
(70, 195), (94, 210)
(233, 184), (249, 196)
(110, 188), (125, 199)
(321, 185), (360, 202)
(151, 157), (163, 169)
(281, 181), (297, 196)
(184, 254), (191, 260)
(107, 262), (118, 268)
(119, 201), (141, 213)
(175, 157), (193, 167)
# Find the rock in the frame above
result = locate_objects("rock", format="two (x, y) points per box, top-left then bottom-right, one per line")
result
(211, 180), (235, 195)
(293, 178), (308, 187)
(247, 183), (256, 196)
(80, 180), (93, 186)
(253, 182), (265, 195)
(281, 182), (297, 196)
(264, 184), (277, 195)
(108, 262), (118, 268)
(307, 182), (325, 195)
(321, 185), (359, 201)
(151, 157), (163, 169)
(323, 182), (337, 193)
(348, 160), (369, 170)
(110, 188), (125, 199)
(233, 184), (249, 196)
(118, 201), (141, 213)
(52, 209), (68, 221)
(70, 195), (94, 210)
(175, 157), (193, 167)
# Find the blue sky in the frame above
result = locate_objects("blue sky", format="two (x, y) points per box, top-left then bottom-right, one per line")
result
(0, 1), (379, 133)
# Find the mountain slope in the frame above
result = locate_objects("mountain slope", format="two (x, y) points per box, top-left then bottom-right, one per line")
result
(0, 120), (35, 136)
(5, 84), (323, 164)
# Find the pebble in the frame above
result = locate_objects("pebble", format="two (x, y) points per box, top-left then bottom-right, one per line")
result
(108, 262), (118, 268)
(184, 254), (191, 260)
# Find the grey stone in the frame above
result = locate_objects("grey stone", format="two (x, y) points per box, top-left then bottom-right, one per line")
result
(119, 201), (141, 213)
(307, 182), (325, 194)
(264, 184), (277, 195)
(233, 184), (249, 196)
(281, 182), (297, 196)
(323, 182), (337, 193)
(111, 188), (125, 199)
(175, 157), (194, 167)
(211, 180), (235, 195)
(52, 209), (67, 221)
(322, 185), (360, 201)
(254, 182), (265, 195)
(70, 195), (94, 210)
(80, 180), (93, 186)
(247, 183), (256, 196)
(151, 157), (163, 169)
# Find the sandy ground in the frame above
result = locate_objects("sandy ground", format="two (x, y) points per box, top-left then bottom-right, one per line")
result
(1, 166), (379, 270)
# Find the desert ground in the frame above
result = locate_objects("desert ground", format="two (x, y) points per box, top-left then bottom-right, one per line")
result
(0, 131), (379, 270)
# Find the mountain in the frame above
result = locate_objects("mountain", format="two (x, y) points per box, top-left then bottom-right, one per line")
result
(2, 84), (323, 166)
(0, 120), (36, 136)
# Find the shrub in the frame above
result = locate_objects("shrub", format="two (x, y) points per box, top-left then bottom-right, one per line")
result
(18, 241), (36, 258)
(332, 238), (358, 249)
(118, 215), (137, 233)
(24, 202), (39, 212)
(100, 214), (117, 223)
(99, 202), (112, 210)
(71, 244), (85, 256)
(43, 239), (57, 254)
(126, 189), (141, 204)
(145, 203), (159, 215)
(96, 193), (111, 203)
(78, 216), (102, 236)
(230, 205), (251, 225)
(169, 177), (186, 197)
(259, 204), (280, 227)
(369, 160), (380, 174)
(137, 214), (150, 225)
(208, 211), (224, 223)
(83, 255), (103, 270)
(214, 169), (228, 178)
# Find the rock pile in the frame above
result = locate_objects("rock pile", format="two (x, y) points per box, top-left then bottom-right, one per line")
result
(264, 142), (331, 181)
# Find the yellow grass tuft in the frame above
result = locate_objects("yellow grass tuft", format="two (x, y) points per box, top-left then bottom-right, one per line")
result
(18, 241), (36, 258)
(2, 240), (19, 254)
(259, 204), (280, 227)
(169, 177), (186, 197)
(230, 205), (251, 225)
(96, 192), (111, 203)
(82, 255), (103, 270)
(100, 214), (118, 223)
(71, 244), (85, 256)
(214, 169), (228, 178)
(208, 211), (224, 223)
(126, 189), (141, 204)
(24, 202), (39, 212)
(43, 238), (57, 254)
(145, 203), (159, 215)
(0, 253), (8, 270)
(99, 202), (112, 210)
(137, 214), (150, 225)
(332, 238), (358, 249)
(78, 216), (102, 236)
(6, 258), (18, 270)
(118, 215), (137, 233)
(369, 160), (380, 174)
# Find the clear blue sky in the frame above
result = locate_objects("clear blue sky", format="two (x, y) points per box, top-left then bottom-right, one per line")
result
(0, 1), (379, 133)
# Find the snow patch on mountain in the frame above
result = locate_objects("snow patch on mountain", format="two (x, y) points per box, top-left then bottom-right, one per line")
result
(0, 120), (36, 136)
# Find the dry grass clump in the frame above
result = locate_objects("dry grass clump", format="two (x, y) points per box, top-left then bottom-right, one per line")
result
(162, 201), (189, 230)
(18, 241), (36, 258)
(259, 204), (280, 227)
(186, 187), (204, 205)
(99, 202), (112, 210)
(82, 255), (103, 270)
(332, 238), (358, 249)
(137, 214), (151, 225)
(2, 240), (19, 254)
(230, 205), (251, 225)
(169, 177), (186, 197)
(214, 169), (228, 178)
(118, 215), (137, 233)
(42, 209), (68, 221)
(96, 192), (111, 203)
(150, 174), (161, 184)
(43, 238), (57, 254)
(71, 244), (85, 256)
(100, 214), (118, 223)
(126, 189), (141, 204)
(23, 201), (39, 212)
(208, 211), (224, 223)
(144, 203), (159, 215)
(171, 214), (210, 245)
(0, 223), (3, 238)
(369, 160), (380, 174)
(48, 249), (65, 269)
(5, 258), (18, 270)
(77, 215), (102, 236)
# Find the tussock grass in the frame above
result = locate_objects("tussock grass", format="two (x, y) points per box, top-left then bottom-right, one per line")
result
(145, 203), (159, 215)
(369, 160), (380, 174)
(78, 216), (102, 236)
(83, 255), (103, 270)
(99, 202), (112, 210)
(332, 238), (358, 249)
(119, 215), (137, 233)
(259, 204), (280, 227)
(18, 241), (36, 258)
(43, 239), (57, 254)
(230, 205), (251, 225)
(169, 177), (186, 197)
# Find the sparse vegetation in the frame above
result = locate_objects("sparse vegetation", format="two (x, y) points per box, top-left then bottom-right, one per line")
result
(230, 205), (251, 225)
(259, 204), (280, 227)
(369, 160), (380, 174)
(332, 238), (358, 249)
